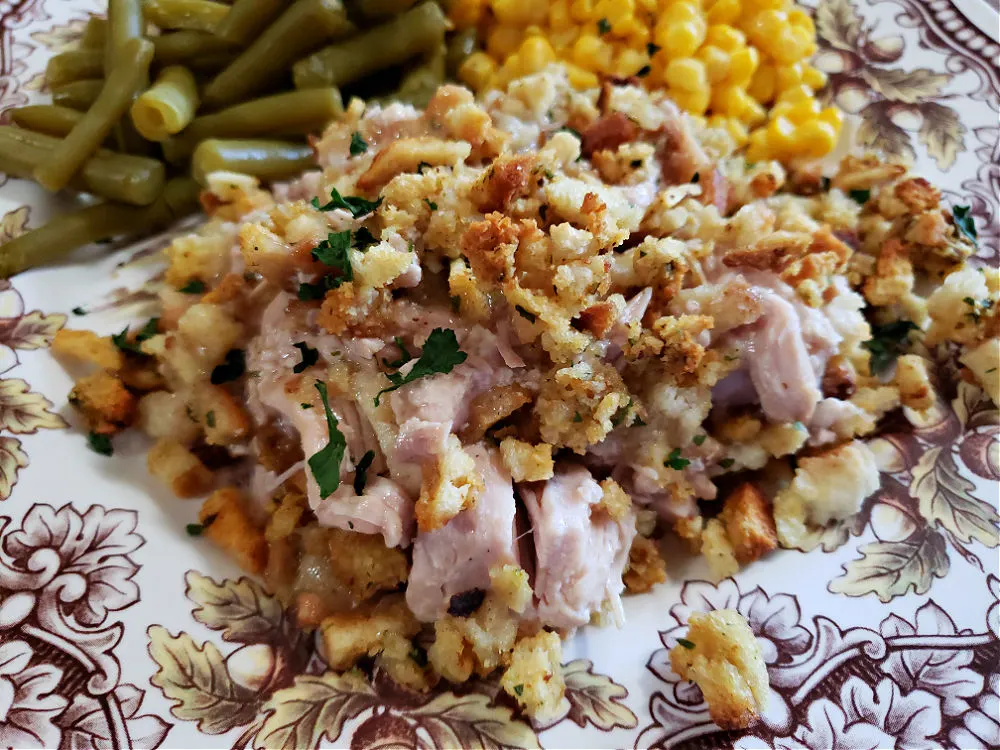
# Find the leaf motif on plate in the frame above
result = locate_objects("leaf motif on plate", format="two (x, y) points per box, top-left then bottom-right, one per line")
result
(55, 683), (172, 750)
(0, 436), (28, 501)
(561, 659), (637, 731)
(786, 511), (867, 554)
(860, 67), (949, 104)
(814, 0), (863, 52)
(857, 104), (914, 162)
(0, 207), (30, 245)
(829, 530), (949, 602)
(0, 378), (67, 434)
(918, 102), (966, 170)
(252, 671), (378, 750)
(3, 311), (66, 351)
(147, 626), (259, 734)
(29, 18), (89, 53)
(186, 571), (286, 645)
(409, 692), (540, 750)
(912, 446), (1000, 547)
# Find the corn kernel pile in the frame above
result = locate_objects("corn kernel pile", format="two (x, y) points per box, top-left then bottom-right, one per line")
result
(452, 0), (843, 162)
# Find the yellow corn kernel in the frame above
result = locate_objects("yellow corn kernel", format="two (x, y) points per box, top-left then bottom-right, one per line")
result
(670, 87), (710, 115)
(661, 0), (700, 24)
(697, 44), (730, 84)
(774, 62), (804, 91)
(596, 0), (635, 24)
(746, 0), (789, 9)
(802, 64), (827, 90)
(793, 120), (838, 157)
(745, 9), (787, 47)
(458, 51), (497, 91)
(615, 48), (649, 77)
(487, 25), (523, 58)
(572, 33), (614, 72)
(657, 18), (707, 57)
(492, 0), (548, 26)
(746, 127), (770, 161)
(706, 0), (740, 25)
(705, 24), (746, 51)
(616, 16), (650, 44)
(819, 106), (844, 128)
(548, 27), (580, 51)
(711, 84), (754, 117)
(665, 56), (708, 92)
(727, 46), (759, 87)
(570, 0), (598, 22)
(548, 0), (573, 29)
(520, 36), (556, 72)
(449, 0), (484, 29)
(781, 97), (821, 124)
(740, 96), (767, 126)
(777, 82), (813, 104)
(748, 62), (776, 102)
(723, 117), (749, 146)
(771, 24), (813, 64)
(564, 62), (600, 88)
(787, 8), (815, 34)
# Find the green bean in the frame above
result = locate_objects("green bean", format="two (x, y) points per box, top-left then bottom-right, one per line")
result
(144, 0), (230, 32)
(152, 30), (237, 65)
(191, 138), (314, 184)
(445, 28), (477, 78)
(354, 0), (416, 19)
(51, 80), (105, 110)
(80, 17), (109, 49)
(216, 0), (287, 43)
(203, 0), (354, 108)
(0, 177), (199, 278)
(292, 1), (445, 89)
(0, 126), (165, 206)
(9, 105), (84, 138)
(392, 42), (445, 108)
(161, 87), (341, 161)
(187, 51), (239, 72)
(106, 0), (144, 74)
(45, 50), (105, 87)
(131, 66), (200, 141)
(35, 38), (155, 192)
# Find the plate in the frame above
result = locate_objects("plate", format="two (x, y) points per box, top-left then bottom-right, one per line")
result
(0, 1), (997, 748)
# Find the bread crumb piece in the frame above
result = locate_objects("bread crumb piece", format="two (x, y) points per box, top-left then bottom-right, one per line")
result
(52, 329), (124, 371)
(719, 483), (777, 564)
(321, 594), (419, 670)
(416, 434), (483, 531)
(500, 631), (566, 722)
(148, 439), (213, 499)
(623, 536), (667, 593)
(499, 437), (554, 482)
(199, 487), (267, 574)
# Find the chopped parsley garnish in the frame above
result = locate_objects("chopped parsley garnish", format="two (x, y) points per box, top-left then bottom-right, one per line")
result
(424, 198), (438, 211)
(848, 188), (871, 204)
(206, 410), (216, 428)
(87, 432), (112, 456)
(311, 187), (382, 217)
(409, 646), (428, 667)
(353, 227), (378, 249)
(309, 381), (348, 499)
(374, 328), (467, 406)
(597, 17), (611, 34)
(693, 434), (707, 446)
(186, 513), (217, 537)
(179, 279), (206, 294)
(952, 205), (978, 245)
(573, 412), (583, 423)
(515, 305), (536, 323)
(719, 457), (736, 469)
(676, 638), (695, 650)
(312, 231), (352, 274)
(211, 348), (245, 384)
(664, 448), (690, 471)
(353, 450), (375, 495)
(637, 65), (651, 77)
(862, 320), (918, 375)
(611, 399), (633, 427)
(293, 341), (319, 373)
(72, 306), (87, 316)
(513, 684), (524, 697)
(383, 336), (413, 369)
(647, 42), (661, 56)
(349, 131), (368, 155)
(301, 402), (313, 409)
(111, 317), (159, 354)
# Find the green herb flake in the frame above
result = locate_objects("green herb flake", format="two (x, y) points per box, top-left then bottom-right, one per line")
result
(311, 187), (382, 218)
(637, 65), (651, 78)
(309, 381), (348, 499)
(374, 328), (467, 406)
(515, 305), (537, 323)
(424, 198), (438, 211)
(87, 431), (113, 456)
(179, 279), (206, 294)
(664, 447), (690, 471)
(353, 449), (376, 495)
(292, 341), (320, 374)
(573, 412), (583, 423)
(719, 457), (736, 469)
(301, 402), (313, 409)
(186, 513), (217, 537)
(71, 306), (87, 316)
(862, 320), (918, 375)
(952, 205), (978, 245)
(111, 317), (159, 355)
(597, 17), (611, 34)
(211, 348), (245, 384)
(349, 131), (368, 156)
(383, 336), (413, 369)
(409, 646), (428, 667)
(849, 188), (871, 205)
(611, 398), (633, 428)
(311, 231), (353, 285)
(693, 434), (707, 446)
(513, 684), (524, 697)
(353, 227), (378, 249)
(646, 42), (661, 56)
(206, 410), (216, 428)
(676, 638), (695, 650)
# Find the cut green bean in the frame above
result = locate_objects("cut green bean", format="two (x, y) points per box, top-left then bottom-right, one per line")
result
(292, 1), (445, 89)
(160, 87), (342, 161)
(80, 17), (109, 49)
(191, 138), (314, 184)
(0, 177), (200, 278)
(9, 105), (84, 138)
(106, 0), (144, 74)
(203, 0), (354, 108)
(187, 51), (239, 72)
(144, 0), (230, 32)
(35, 38), (155, 192)
(445, 27), (477, 78)
(355, 0), (416, 19)
(52, 80), (105, 110)
(392, 42), (445, 108)
(0, 126), (165, 206)
(216, 0), (287, 43)
(152, 30), (238, 64)
(131, 66), (200, 140)
(45, 49), (105, 87)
